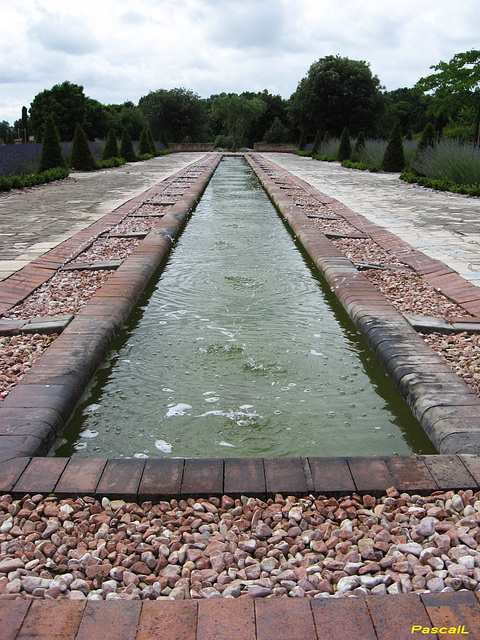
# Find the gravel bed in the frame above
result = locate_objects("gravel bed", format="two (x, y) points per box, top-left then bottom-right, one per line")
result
(3, 270), (113, 319)
(134, 203), (171, 215)
(363, 269), (470, 318)
(0, 334), (58, 402)
(110, 218), (158, 234)
(71, 237), (139, 264)
(312, 218), (360, 235)
(422, 332), (480, 396)
(1, 489), (480, 601)
(331, 237), (405, 267)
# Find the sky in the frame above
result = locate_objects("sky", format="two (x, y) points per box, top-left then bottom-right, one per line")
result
(1, 0), (479, 125)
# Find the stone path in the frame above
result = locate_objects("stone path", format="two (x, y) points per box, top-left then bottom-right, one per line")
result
(263, 153), (480, 287)
(0, 153), (206, 280)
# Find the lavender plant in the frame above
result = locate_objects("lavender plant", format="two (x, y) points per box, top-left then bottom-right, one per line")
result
(0, 143), (42, 177)
(412, 138), (480, 186)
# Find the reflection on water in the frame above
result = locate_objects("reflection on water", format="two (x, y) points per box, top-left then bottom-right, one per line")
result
(54, 158), (436, 458)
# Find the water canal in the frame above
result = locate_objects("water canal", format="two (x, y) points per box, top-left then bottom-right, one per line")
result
(54, 157), (436, 459)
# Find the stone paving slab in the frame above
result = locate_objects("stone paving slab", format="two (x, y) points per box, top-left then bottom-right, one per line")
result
(2, 594), (479, 639)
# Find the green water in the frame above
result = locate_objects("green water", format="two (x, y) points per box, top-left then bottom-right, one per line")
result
(54, 157), (436, 458)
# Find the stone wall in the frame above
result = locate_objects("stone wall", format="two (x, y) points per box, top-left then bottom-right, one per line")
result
(253, 143), (297, 152)
(170, 143), (215, 152)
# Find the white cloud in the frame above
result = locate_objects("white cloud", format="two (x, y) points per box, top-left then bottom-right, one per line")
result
(1, 0), (479, 124)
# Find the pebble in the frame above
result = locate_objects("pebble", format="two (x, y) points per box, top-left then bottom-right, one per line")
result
(0, 489), (478, 601)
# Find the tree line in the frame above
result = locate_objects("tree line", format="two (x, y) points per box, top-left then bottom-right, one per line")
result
(1, 50), (479, 148)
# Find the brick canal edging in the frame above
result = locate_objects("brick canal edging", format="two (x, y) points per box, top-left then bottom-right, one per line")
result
(245, 154), (480, 455)
(0, 154), (222, 462)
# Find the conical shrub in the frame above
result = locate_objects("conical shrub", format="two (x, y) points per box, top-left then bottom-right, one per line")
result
(338, 127), (352, 161)
(139, 129), (151, 155)
(417, 122), (436, 153)
(352, 131), (366, 161)
(38, 115), (66, 172)
(381, 122), (405, 172)
(147, 129), (157, 155)
(102, 128), (119, 160)
(120, 128), (136, 162)
(298, 132), (306, 151)
(311, 130), (322, 156)
(70, 124), (96, 171)
(160, 130), (169, 150)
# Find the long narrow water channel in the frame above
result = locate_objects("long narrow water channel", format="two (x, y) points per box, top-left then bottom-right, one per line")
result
(54, 157), (436, 458)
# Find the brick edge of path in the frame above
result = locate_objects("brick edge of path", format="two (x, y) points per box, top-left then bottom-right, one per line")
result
(3, 592), (480, 640)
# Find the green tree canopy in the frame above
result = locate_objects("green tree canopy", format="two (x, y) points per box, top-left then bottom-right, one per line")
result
(416, 49), (480, 117)
(288, 55), (384, 137)
(30, 81), (87, 141)
(138, 88), (206, 142)
(209, 93), (266, 151)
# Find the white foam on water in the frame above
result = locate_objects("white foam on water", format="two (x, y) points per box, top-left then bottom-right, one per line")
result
(81, 429), (99, 439)
(310, 350), (323, 356)
(155, 439), (172, 453)
(218, 441), (236, 448)
(84, 404), (101, 414)
(165, 403), (192, 417)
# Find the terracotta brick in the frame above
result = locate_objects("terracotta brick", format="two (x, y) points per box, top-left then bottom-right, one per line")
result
(13, 457), (69, 495)
(255, 598), (317, 640)
(16, 599), (85, 640)
(0, 599), (31, 640)
(96, 458), (145, 500)
(347, 457), (395, 494)
(308, 457), (355, 495)
(181, 458), (223, 496)
(312, 597), (376, 640)
(136, 601), (198, 640)
(264, 457), (308, 495)
(197, 598), (255, 640)
(55, 458), (107, 497)
(385, 456), (437, 492)
(138, 458), (184, 500)
(75, 601), (141, 640)
(224, 458), (266, 497)
(0, 456), (30, 492)
(366, 594), (432, 640)
(421, 591), (480, 637)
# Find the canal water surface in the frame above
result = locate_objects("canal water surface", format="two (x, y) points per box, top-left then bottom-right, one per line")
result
(54, 157), (436, 458)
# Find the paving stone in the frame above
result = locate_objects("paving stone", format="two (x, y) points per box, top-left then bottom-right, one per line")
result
(181, 458), (223, 496)
(96, 458), (146, 500)
(421, 591), (480, 636)
(55, 458), (107, 497)
(255, 598), (317, 640)
(421, 454), (477, 490)
(13, 457), (69, 495)
(347, 457), (395, 494)
(75, 601), (141, 640)
(384, 455), (437, 492)
(136, 601), (198, 640)
(366, 594), (433, 640)
(312, 597), (376, 640)
(0, 456), (30, 492)
(0, 598), (31, 640)
(308, 457), (355, 494)
(16, 599), (85, 640)
(264, 457), (308, 495)
(224, 457), (266, 497)
(197, 598), (255, 640)
(138, 458), (184, 500)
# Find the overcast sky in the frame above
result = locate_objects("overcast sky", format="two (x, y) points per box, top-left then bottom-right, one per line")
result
(1, 0), (479, 125)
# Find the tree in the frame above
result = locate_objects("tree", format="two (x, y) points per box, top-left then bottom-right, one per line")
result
(5, 130), (14, 144)
(102, 128), (119, 160)
(338, 127), (352, 161)
(30, 81), (87, 141)
(416, 50), (480, 116)
(298, 132), (306, 151)
(0, 121), (11, 143)
(379, 87), (430, 138)
(70, 124), (96, 171)
(288, 55), (384, 138)
(84, 98), (109, 140)
(209, 93), (266, 151)
(21, 106), (29, 142)
(139, 88), (206, 142)
(38, 115), (66, 172)
(139, 128), (152, 155)
(263, 117), (290, 143)
(417, 122), (436, 153)
(352, 131), (366, 161)
(119, 128), (136, 162)
(381, 122), (405, 172)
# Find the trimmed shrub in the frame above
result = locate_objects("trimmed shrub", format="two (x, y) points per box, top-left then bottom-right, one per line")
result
(120, 128), (136, 162)
(38, 115), (66, 173)
(70, 124), (96, 171)
(298, 132), (306, 151)
(103, 128), (119, 160)
(146, 129), (157, 155)
(139, 129), (151, 155)
(381, 122), (405, 172)
(160, 130), (169, 150)
(417, 122), (436, 153)
(311, 130), (322, 156)
(338, 127), (352, 162)
(352, 131), (366, 161)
